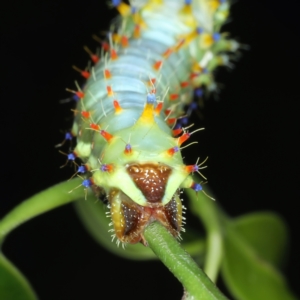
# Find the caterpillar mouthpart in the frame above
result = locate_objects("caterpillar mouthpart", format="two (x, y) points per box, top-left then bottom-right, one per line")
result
(108, 163), (182, 246)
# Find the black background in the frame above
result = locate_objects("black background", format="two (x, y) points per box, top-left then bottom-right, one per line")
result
(1, 1), (299, 299)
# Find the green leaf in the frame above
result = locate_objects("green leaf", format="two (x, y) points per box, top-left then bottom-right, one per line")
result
(0, 253), (37, 300)
(221, 213), (297, 300)
(185, 187), (223, 282)
(231, 212), (288, 267)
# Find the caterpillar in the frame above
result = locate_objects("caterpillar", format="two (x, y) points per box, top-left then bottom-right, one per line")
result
(62, 0), (239, 245)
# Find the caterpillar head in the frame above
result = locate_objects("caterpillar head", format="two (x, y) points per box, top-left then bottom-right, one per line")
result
(75, 102), (196, 246)
(108, 162), (184, 245)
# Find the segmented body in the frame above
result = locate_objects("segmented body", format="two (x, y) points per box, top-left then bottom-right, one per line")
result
(66, 0), (238, 245)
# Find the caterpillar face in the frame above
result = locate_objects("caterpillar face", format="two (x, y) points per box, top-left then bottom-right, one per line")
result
(63, 1), (238, 245)
(109, 162), (183, 245)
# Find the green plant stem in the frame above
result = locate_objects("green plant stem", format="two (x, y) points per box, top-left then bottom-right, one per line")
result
(0, 179), (83, 243)
(144, 222), (228, 300)
(186, 188), (224, 283)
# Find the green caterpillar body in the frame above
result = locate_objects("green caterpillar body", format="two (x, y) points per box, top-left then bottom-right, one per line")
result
(66, 0), (238, 245)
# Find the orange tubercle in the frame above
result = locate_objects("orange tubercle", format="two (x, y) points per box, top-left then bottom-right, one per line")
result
(72, 65), (90, 79)
(100, 163), (114, 173)
(83, 46), (100, 64)
(169, 93), (179, 101)
(106, 86), (114, 97)
(104, 69), (112, 79)
(174, 39), (185, 51)
(155, 102), (163, 115)
(163, 48), (173, 59)
(110, 48), (118, 60)
(102, 41), (110, 51)
(113, 100), (122, 114)
(180, 81), (189, 88)
(90, 123), (100, 131)
(167, 118), (177, 125)
(100, 130), (114, 142)
(81, 111), (91, 119)
(164, 108), (171, 116)
(153, 60), (163, 71)
(166, 146), (180, 156)
(134, 24), (141, 38)
(177, 133), (190, 146)
(172, 128), (183, 136)
(121, 35), (129, 47)
(184, 165), (195, 174)
(66, 88), (84, 99)
(124, 144), (132, 155)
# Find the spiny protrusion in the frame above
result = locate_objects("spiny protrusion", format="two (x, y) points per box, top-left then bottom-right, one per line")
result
(124, 143), (132, 155)
(181, 0), (193, 15)
(167, 117), (177, 126)
(81, 110), (92, 119)
(148, 79), (157, 94)
(154, 102), (163, 116)
(59, 150), (78, 168)
(110, 33), (127, 50)
(113, 100), (122, 114)
(164, 108), (171, 116)
(153, 60), (163, 71)
(184, 157), (209, 180)
(200, 32), (222, 49)
(179, 28), (201, 47)
(100, 130), (114, 142)
(77, 164), (88, 174)
(55, 132), (73, 148)
(90, 123), (101, 131)
(191, 182), (203, 192)
(174, 38), (185, 52)
(194, 87), (203, 98)
(83, 46), (100, 64)
(72, 65), (90, 79)
(69, 163), (89, 180)
(177, 132), (190, 146)
(110, 48), (118, 60)
(209, 0), (225, 11)
(112, 1), (146, 36)
(92, 34), (110, 52)
(106, 85), (114, 97)
(108, 32), (118, 60)
(172, 127), (183, 136)
(180, 81), (190, 88)
(177, 128), (204, 146)
(82, 178), (93, 188)
(147, 92), (156, 104)
(190, 182), (215, 201)
(111, 1), (131, 17)
(169, 93), (179, 101)
(68, 177), (94, 200)
(121, 35), (129, 47)
(133, 24), (141, 39)
(166, 146), (180, 156)
(104, 69), (112, 79)
(100, 163), (114, 173)
(66, 88), (84, 100)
